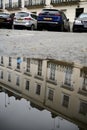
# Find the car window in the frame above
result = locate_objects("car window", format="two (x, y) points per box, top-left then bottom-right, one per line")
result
(0, 13), (10, 17)
(15, 12), (29, 17)
(61, 12), (67, 20)
(31, 14), (37, 20)
(79, 13), (87, 18)
(42, 9), (60, 14)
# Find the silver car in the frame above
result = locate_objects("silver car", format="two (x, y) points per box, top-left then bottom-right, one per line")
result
(72, 13), (87, 32)
(13, 11), (37, 30)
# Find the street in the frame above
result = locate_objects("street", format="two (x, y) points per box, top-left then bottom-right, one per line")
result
(0, 29), (87, 65)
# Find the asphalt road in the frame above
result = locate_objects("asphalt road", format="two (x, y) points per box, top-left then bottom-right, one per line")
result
(0, 29), (87, 65)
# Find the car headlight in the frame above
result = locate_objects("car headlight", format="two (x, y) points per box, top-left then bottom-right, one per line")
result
(74, 20), (82, 25)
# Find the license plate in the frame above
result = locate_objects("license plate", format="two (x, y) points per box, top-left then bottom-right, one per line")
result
(17, 19), (23, 22)
(44, 18), (52, 20)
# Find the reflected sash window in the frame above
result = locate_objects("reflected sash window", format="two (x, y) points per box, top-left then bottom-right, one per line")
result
(1, 56), (3, 64)
(25, 80), (30, 91)
(36, 84), (41, 95)
(17, 57), (21, 69)
(62, 95), (69, 108)
(26, 58), (30, 72)
(64, 67), (72, 86)
(37, 60), (42, 76)
(0, 70), (3, 79)
(8, 73), (11, 82)
(83, 76), (87, 90)
(79, 102), (87, 115)
(16, 76), (20, 86)
(48, 88), (54, 101)
(50, 64), (56, 81)
(8, 57), (12, 66)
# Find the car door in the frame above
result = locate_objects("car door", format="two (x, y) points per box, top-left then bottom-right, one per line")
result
(30, 14), (37, 29)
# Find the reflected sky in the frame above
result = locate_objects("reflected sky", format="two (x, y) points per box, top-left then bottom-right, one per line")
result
(0, 91), (79, 130)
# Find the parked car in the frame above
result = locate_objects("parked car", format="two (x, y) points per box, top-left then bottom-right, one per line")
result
(37, 8), (70, 31)
(72, 13), (87, 32)
(13, 11), (37, 30)
(0, 12), (15, 28)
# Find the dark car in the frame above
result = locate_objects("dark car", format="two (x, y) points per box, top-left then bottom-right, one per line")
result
(37, 8), (70, 31)
(72, 13), (87, 32)
(0, 12), (15, 29)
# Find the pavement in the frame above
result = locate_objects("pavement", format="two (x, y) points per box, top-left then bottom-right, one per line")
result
(0, 29), (87, 65)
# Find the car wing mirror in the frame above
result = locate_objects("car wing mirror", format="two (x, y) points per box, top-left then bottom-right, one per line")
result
(67, 18), (69, 21)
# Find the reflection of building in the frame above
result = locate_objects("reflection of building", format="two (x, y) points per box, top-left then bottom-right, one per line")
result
(0, 56), (87, 128)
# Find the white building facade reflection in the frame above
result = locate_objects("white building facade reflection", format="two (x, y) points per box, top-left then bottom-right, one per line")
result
(0, 56), (87, 129)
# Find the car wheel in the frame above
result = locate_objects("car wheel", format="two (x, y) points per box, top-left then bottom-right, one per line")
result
(60, 24), (64, 32)
(13, 25), (17, 29)
(67, 26), (70, 32)
(31, 25), (35, 30)
(72, 27), (77, 32)
(37, 24), (43, 31)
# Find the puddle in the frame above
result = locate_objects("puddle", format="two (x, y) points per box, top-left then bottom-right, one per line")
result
(0, 56), (87, 130)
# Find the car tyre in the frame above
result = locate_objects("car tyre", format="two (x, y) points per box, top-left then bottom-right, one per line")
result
(37, 24), (43, 31)
(60, 24), (64, 32)
(31, 24), (35, 30)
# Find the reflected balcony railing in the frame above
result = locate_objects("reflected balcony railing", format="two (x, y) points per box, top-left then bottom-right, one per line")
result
(61, 80), (74, 91)
(34, 73), (44, 81)
(82, 84), (87, 91)
(24, 67), (31, 76)
(78, 85), (87, 96)
(46, 77), (57, 85)
(51, 0), (79, 5)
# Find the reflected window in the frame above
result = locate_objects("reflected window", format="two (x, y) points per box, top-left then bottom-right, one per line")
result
(16, 76), (20, 86)
(50, 64), (56, 81)
(26, 58), (30, 72)
(0, 56), (3, 64)
(64, 67), (72, 86)
(17, 57), (21, 69)
(82, 76), (87, 91)
(25, 80), (30, 91)
(36, 84), (41, 95)
(0, 70), (3, 79)
(79, 101), (87, 116)
(37, 60), (42, 76)
(48, 88), (54, 101)
(8, 57), (12, 66)
(8, 73), (11, 82)
(62, 94), (69, 108)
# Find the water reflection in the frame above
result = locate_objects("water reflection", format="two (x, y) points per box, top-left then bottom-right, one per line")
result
(0, 56), (87, 130)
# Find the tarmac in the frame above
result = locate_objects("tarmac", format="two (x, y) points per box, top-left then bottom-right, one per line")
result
(0, 29), (87, 65)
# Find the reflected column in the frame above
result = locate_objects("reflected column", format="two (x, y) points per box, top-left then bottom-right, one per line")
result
(2, 0), (5, 10)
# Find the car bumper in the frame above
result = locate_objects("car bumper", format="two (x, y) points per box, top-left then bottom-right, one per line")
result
(73, 24), (87, 32)
(37, 21), (61, 29)
(0, 22), (12, 26)
(13, 22), (31, 27)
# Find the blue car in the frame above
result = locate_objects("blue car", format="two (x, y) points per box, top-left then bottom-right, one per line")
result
(37, 8), (70, 31)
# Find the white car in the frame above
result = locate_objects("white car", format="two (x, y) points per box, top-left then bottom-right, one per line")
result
(13, 11), (37, 30)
